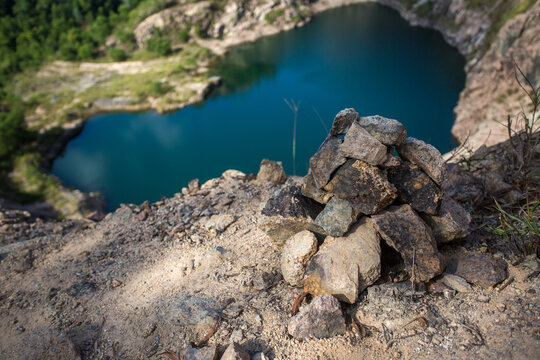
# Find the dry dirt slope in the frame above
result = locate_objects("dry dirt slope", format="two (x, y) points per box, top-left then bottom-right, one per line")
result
(0, 163), (539, 359)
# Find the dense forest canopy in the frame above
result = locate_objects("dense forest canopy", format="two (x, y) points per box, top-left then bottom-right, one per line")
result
(0, 0), (164, 170)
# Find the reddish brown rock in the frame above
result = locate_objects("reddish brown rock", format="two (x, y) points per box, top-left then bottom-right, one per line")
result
(371, 205), (442, 282)
(221, 342), (250, 360)
(323, 159), (397, 216)
(446, 253), (508, 287)
(288, 295), (346, 339)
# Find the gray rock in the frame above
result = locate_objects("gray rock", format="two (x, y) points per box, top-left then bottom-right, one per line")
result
(397, 137), (446, 185)
(259, 186), (324, 244)
(183, 344), (218, 360)
(281, 230), (318, 287)
(314, 198), (355, 236)
(189, 178), (201, 193)
(422, 195), (471, 243)
(204, 214), (235, 233)
(222, 169), (246, 181)
(357, 115), (407, 146)
(330, 108), (358, 136)
(257, 159), (286, 184)
(441, 273), (472, 293)
(446, 253), (508, 287)
(288, 295), (346, 339)
(221, 342), (250, 360)
(301, 169), (334, 204)
(340, 121), (388, 165)
(309, 136), (347, 189)
(158, 296), (222, 341)
(304, 218), (381, 303)
(371, 205), (442, 282)
(388, 162), (443, 215)
(323, 159), (397, 215)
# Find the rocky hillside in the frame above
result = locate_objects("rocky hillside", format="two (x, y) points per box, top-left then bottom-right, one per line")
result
(0, 109), (538, 359)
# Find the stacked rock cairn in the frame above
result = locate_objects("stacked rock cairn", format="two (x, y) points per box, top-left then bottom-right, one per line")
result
(260, 108), (472, 339)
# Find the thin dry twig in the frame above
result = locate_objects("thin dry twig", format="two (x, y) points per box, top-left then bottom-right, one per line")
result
(194, 321), (218, 347)
(158, 350), (181, 360)
(292, 291), (308, 315)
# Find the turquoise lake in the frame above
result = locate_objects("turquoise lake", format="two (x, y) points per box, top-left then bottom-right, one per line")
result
(51, 3), (466, 211)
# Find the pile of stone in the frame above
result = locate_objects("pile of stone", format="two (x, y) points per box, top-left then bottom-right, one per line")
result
(260, 108), (472, 338)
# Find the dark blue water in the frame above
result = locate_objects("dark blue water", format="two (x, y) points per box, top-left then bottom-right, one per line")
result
(52, 3), (465, 210)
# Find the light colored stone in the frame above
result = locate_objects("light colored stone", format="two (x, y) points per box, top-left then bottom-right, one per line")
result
(441, 273), (472, 293)
(281, 230), (318, 287)
(204, 214), (235, 233)
(304, 218), (381, 303)
(257, 159), (286, 184)
(340, 121), (387, 165)
(357, 115), (407, 146)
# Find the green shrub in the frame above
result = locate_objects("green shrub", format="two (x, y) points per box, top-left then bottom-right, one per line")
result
(178, 27), (191, 43)
(265, 9), (285, 24)
(108, 47), (127, 61)
(150, 81), (173, 96)
(146, 34), (172, 56)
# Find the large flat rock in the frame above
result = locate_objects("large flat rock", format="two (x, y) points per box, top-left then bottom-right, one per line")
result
(340, 121), (387, 165)
(304, 218), (381, 303)
(371, 205), (442, 282)
(288, 295), (346, 339)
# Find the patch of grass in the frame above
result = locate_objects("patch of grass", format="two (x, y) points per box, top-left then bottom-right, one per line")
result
(265, 9), (285, 24)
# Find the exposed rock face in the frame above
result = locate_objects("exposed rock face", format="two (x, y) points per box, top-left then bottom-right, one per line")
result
(340, 121), (387, 165)
(287, 295), (346, 339)
(397, 137), (446, 185)
(356, 115), (407, 146)
(304, 219), (381, 303)
(389, 162), (443, 215)
(259, 186), (323, 244)
(323, 159), (397, 216)
(330, 108), (358, 135)
(313, 198), (355, 236)
(281, 230), (318, 287)
(371, 205), (442, 282)
(257, 159), (286, 184)
(309, 136), (347, 189)
(422, 195), (471, 243)
(446, 253), (508, 287)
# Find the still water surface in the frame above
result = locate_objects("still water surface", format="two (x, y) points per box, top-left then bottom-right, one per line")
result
(52, 3), (465, 210)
